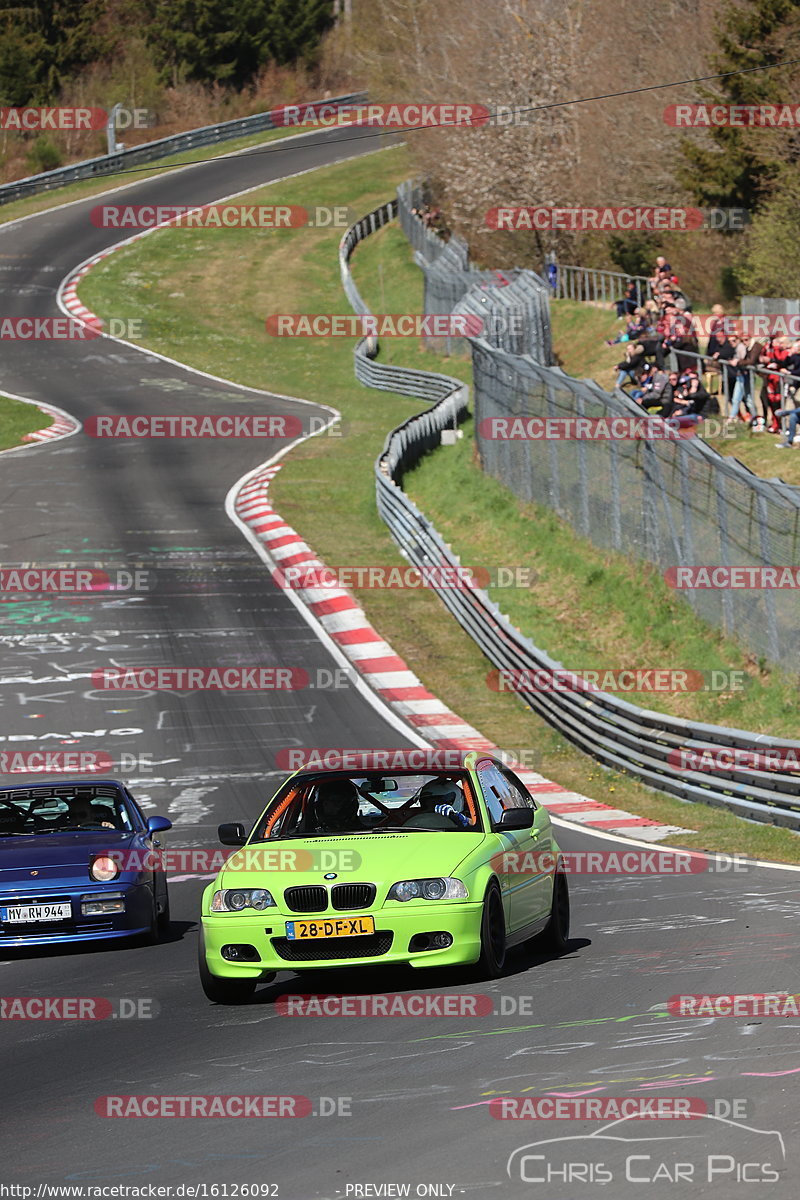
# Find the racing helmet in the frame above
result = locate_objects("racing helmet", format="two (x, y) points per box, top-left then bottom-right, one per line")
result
(313, 778), (360, 831)
(418, 778), (461, 812)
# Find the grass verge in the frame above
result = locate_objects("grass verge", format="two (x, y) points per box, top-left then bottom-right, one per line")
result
(77, 147), (800, 862)
(0, 396), (48, 451)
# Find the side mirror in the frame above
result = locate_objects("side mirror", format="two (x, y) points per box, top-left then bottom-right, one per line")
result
(495, 808), (535, 831)
(146, 816), (172, 835)
(218, 822), (247, 846)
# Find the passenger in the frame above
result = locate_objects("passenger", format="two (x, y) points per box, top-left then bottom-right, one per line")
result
(415, 779), (472, 827)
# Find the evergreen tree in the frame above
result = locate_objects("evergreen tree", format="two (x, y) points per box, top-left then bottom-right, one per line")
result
(0, 0), (111, 104)
(141, 0), (334, 89)
(676, 0), (800, 212)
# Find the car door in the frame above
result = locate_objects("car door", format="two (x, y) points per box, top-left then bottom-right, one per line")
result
(475, 758), (543, 934)
(500, 766), (554, 930)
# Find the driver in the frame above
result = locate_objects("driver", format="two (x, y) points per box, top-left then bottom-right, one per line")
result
(64, 798), (115, 829)
(416, 779), (471, 828)
(312, 778), (363, 833)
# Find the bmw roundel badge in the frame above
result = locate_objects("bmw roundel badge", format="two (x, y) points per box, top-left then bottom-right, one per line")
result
(324, 872), (337, 880)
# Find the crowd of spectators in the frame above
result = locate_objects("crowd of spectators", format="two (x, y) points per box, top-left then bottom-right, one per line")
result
(410, 202), (449, 238)
(609, 262), (800, 446)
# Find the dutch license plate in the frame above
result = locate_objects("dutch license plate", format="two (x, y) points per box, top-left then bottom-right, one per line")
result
(285, 915), (375, 940)
(0, 903), (71, 924)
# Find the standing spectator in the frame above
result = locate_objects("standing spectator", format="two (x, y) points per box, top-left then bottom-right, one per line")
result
(708, 330), (736, 410)
(705, 305), (728, 354)
(738, 336), (768, 427)
(773, 339), (800, 445)
(725, 334), (755, 424)
(760, 338), (789, 432)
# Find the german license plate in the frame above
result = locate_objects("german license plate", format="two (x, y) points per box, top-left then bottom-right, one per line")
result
(285, 915), (375, 940)
(0, 903), (71, 923)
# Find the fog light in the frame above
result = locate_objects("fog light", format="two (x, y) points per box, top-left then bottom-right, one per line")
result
(409, 932), (453, 953)
(82, 898), (125, 915)
(221, 944), (260, 962)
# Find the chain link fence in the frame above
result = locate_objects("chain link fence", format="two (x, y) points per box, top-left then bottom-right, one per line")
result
(397, 181), (552, 362)
(395, 184), (800, 675)
(338, 198), (800, 828)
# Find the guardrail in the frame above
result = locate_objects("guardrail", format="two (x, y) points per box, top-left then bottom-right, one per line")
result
(0, 92), (366, 206)
(339, 196), (800, 831)
(554, 263), (650, 307)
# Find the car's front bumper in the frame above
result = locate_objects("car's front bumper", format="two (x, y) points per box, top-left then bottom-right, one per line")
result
(202, 902), (485, 977)
(0, 882), (154, 947)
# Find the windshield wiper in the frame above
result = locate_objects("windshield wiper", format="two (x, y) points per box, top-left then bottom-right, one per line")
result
(373, 825), (433, 832)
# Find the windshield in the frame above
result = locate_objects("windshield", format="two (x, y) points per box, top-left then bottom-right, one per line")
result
(0, 785), (135, 836)
(252, 771), (483, 840)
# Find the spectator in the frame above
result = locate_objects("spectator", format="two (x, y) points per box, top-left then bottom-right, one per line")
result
(606, 308), (651, 345)
(630, 361), (657, 401)
(773, 338), (800, 445)
(673, 373), (712, 423)
(736, 336), (768, 428)
(650, 370), (681, 417)
(615, 280), (639, 318)
(705, 304), (728, 354)
(707, 330), (737, 408)
(648, 256), (672, 291)
(723, 334), (753, 423)
(615, 341), (647, 388)
(759, 338), (789, 432)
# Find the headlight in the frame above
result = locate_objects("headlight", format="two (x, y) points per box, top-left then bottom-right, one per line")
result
(211, 888), (275, 912)
(387, 877), (468, 902)
(89, 855), (120, 882)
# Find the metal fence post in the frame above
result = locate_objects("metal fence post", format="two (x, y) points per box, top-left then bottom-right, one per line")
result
(756, 492), (781, 663)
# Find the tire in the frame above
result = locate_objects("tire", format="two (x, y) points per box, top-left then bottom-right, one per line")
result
(476, 883), (507, 979)
(198, 928), (256, 1005)
(538, 869), (570, 953)
(135, 892), (160, 946)
(156, 884), (171, 935)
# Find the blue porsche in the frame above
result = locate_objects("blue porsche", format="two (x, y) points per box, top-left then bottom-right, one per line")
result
(0, 779), (172, 948)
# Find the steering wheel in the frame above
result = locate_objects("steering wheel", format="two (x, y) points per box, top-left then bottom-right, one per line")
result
(400, 811), (457, 830)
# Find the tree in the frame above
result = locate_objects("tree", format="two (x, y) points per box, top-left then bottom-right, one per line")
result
(676, 0), (800, 211)
(0, 0), (112, 104)
(140, 0), (334, 89)
(739, 166), (800, 293)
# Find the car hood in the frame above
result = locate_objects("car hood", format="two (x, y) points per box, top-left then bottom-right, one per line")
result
(218, 831), (487, 894)
(0, 831), (136, 884)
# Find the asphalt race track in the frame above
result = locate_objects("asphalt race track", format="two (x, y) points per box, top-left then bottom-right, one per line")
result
(1, 126), (799, 1199)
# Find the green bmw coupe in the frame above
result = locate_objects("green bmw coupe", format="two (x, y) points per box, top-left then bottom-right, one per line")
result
(198, 751), (569, 1003)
